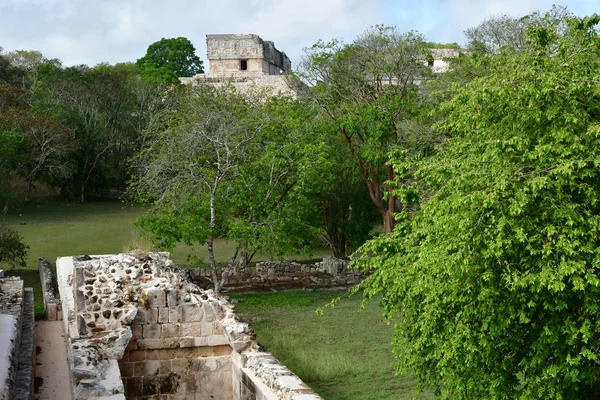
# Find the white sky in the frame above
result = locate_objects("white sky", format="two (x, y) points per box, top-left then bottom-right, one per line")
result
(0, 0), (597, 70)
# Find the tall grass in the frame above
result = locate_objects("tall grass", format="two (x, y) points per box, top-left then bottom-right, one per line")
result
(233, 290), (435, 400)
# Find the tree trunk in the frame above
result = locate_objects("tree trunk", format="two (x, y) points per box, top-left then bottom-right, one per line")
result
(80, 181), (85, 203)
(207, 190), (220, 294)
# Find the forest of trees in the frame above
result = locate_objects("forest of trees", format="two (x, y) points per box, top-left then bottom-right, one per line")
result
(2, 5), (600, 398)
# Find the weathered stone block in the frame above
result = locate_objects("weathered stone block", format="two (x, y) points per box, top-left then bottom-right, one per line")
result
(157, 349), (169, 360)
(171, 359), (190, 374)
(202, 304), (215, 322)
(134, 361), (146, 376)
(127, 376), (143, 396)
(208, 335), (229, 346)
(181, 322), (201, 337)
(136, 339), (164, 350)
(148, 307), (159, 323)
(160, 324), (177, 338)
(179, 337), (195, 348)
(158, 307), (169, 323)
(146, 360), (160, 375)
(133, 308), (148, 324)
(213, 345), (232, 356)
(181, 304), (203, 322)
(131, 323), (143, 340)
(147, 288), (166, 307)
(166, 290), (179, 307)
(119, 362), (134, 377)
(129, 350), (146, 362)
(159, 360), (171, 375)
(197, 346), (213, 357)
(143, 323), (160, 339)
(125, 340), (138, 351)
(169, 306), (182, 323)
(201, 322), (213, 337)
(47, 302), (57, 321)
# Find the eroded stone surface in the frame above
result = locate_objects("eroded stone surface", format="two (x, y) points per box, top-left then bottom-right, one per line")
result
(0, 276), (35, 400)
(57, 252), (323, 400)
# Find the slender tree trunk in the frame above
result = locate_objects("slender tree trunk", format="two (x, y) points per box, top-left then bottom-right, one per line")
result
(80, 179), (86, 203)
(207, 190), (220, 294)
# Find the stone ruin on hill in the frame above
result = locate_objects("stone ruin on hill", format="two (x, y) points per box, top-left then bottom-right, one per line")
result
(56, 252), (323, 400)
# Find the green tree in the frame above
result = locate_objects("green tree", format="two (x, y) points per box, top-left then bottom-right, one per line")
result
(130, 83), (271, 293)
(297, 25), (431, 233)
(137, 37), (203, 78)
(353, 11), (600, 399)
(0, 226), (28, 269)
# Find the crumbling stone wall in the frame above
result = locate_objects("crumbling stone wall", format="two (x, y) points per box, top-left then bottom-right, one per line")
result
(0, 277), (35, 400)
(56, 253), (322, 400)
(38, 258), (62, 321)
(189, 257), (365, 292)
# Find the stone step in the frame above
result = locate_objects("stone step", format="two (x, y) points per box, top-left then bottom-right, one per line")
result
(14, 287), (35, 400)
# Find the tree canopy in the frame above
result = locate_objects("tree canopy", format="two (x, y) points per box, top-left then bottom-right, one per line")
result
(297, 25), (434, 233)
(353, 11), (600, 399)
(136, 37), (203, 78)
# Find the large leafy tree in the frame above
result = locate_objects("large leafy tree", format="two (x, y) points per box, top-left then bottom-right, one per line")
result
(130, 84), (273, 293)
(354, 11), (600, 399)
(137, 37), (203, 78)
(129, 86), (335, 293)
(297, 25), (431, 233)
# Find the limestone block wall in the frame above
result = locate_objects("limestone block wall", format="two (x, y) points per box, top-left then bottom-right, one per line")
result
(0, 277), (35, 400)
(180, 72), (296, 99)
(206, 34), (291, 75)
(38, 258), (62, 321)
(56, 253), (323, 400)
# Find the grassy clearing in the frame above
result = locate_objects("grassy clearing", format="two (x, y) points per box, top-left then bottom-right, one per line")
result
(233, 290), (434, 400)
(1, 201), (329, 270)
(0, 201), (329, 315)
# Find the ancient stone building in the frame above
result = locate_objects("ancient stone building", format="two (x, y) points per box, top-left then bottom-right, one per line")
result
(206, 34), (291, 76)
(427, 48), (460, 74)
(180, 34), (295, 97)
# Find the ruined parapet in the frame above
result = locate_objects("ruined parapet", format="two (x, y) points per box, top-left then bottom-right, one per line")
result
(56, 253), (322, 400)
(38, 258), (62, 321)
(0, 277), (35, 400)
(190, 257), (365, 292)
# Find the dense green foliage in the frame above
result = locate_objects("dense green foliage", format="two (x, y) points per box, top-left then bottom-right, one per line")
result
(136, 37), (203, 78)
(297, 25), (434, 233)
(354, 12), (600, 399)
(0, 225), (28, 268)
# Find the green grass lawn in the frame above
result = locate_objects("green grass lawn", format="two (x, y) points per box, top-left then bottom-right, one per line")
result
(1, 200), (329, 270)
(0, 201), (329, 315)
(233, 290), (434, 400)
